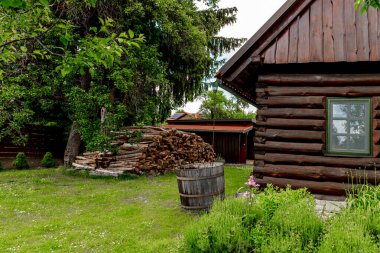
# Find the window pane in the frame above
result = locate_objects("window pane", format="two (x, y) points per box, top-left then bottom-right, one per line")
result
(331, 135), (347, 150)
(332, 103), (348, 118)
(350, 120), (366, 135)
(350, 103), (366, 118)
(332, 120), (348, 134)
(349, 135), (366, 151)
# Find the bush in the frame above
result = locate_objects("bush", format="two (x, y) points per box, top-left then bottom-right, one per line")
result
(318, 210), (379, 253)
(13, 152), (29, 170)
(0, 161), (3, 171)
(41, 152), (57, 168)
(183, 198), (250, 253)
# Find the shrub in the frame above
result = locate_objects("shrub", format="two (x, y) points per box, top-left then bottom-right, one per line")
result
(183, 198), (250, 253)
(0, 161), (3, 171)
(41, 152), (57, 168)
(13, 152), (29, 170)
(318, 210), (379, 253)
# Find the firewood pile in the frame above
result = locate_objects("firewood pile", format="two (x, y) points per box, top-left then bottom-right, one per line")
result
(72, 126), (215, 176)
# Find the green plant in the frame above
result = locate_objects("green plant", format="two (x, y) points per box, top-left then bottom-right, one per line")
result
(41, 152), (57, 168)
(318, 210), (379, 253)
(0, 162), (3, 171)
(12, 152), (30, 170)
(183, 198), (250, 253)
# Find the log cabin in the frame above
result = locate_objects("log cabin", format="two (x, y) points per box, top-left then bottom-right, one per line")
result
(216, 0), (380, 197)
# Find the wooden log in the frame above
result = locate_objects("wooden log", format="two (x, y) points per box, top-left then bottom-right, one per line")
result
(257, 108), (325, 119)
(373, 97), (380, 110)
(255, 176), (358, 195)
(72, 163), (95, 170)
(265, 86), (380, 96)
(256, 96), (325, 108)
(255, 141), (323, 153)
(373, 130), (380, 144)
(255, 153), (380, 168)
(256, 118), (325, 130)
(374, 119), (380, 130)
(255, 164), (380, 184)
(255, 129), (325, 141)
(258, 74), (380, 85)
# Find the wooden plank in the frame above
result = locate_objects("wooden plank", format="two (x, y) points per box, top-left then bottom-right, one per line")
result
(368, 7), (380, 61)
(322, 0), (335, 62)
(265, 86), (380, 96)
(264, 41), (277, 64)
(255, 164), (380, 184)
(356, 7), (370, 61)
(297, 8), (310, 63)
(332, 0), (346, 61)
(344, 0), (358, 62)
(256, 118), (325, 130)
(255, 153), (380, 168)
(309, 0), (323, 62)
(257, 108), (326, 119)
(255, 129), (325, 141)
(288, 18), (299, 63)
(275, 29), (289, 64)
(255, 141), (323, 153)
(256, 96), (325, 108)
(258, 74), (380, 85)
(255, 176), (359, 195)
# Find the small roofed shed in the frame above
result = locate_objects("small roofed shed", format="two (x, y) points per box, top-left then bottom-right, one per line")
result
(163, 120), (254, 164)
(217, 0), (380, 197)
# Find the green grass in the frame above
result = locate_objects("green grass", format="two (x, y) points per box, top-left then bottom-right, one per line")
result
(0, 166), (251, 252)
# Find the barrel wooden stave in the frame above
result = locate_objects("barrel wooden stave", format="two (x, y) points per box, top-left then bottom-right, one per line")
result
(176, 162), (225, 211)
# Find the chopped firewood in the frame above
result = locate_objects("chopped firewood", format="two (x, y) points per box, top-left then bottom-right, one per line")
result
(72, 126), (215, 176)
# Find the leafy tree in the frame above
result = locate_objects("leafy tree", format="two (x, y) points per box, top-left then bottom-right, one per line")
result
(0, 0), (244, 166)
(199, 91), (256, 120)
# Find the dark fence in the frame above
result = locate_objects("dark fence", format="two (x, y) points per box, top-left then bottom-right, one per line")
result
(0, 125), (65, 159)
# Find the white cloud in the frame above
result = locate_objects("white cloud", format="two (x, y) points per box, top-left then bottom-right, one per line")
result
(178, 0), (287, 114)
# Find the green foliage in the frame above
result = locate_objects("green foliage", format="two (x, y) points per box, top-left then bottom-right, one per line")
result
(319, 210), (379, 253)
(41, 152), (56, 168)
(183, 198), (251, 253)
(199, 91), (256, 119)
(12, 152), (29, 170)
(0, 0), (244, 151)
(355, 0), (380, 13)
(183, 185), (323, 253)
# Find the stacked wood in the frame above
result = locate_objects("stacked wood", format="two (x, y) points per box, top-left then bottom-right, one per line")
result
(72, 127), (215, 177)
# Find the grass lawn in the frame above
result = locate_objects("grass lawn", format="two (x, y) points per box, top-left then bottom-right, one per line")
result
(0, 166), (251, 252)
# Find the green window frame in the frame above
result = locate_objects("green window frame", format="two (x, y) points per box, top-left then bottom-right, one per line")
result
(327, 98), (372, 156)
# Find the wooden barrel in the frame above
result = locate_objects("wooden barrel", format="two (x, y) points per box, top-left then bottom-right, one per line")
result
(176, 162), (225, 211)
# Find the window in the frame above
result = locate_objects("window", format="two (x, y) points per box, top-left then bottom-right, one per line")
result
(327, 98), (371, 156)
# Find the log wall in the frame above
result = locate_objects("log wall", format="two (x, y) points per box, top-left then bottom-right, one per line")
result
(254, 74), (380, 196)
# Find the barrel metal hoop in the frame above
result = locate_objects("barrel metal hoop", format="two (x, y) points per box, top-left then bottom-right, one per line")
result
(179, 190), (225, 198)
(176, 172), (224, 181)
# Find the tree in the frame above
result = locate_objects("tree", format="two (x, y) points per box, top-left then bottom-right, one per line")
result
(0, 0), (245, 166)
(199, 91), (256, 120)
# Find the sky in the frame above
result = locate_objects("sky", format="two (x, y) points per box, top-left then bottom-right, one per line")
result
(180, 0), (287, 113)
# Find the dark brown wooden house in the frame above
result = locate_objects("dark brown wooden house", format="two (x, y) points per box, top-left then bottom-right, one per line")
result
(162, 119), (254, 164)
(217, 0), (380, 197)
